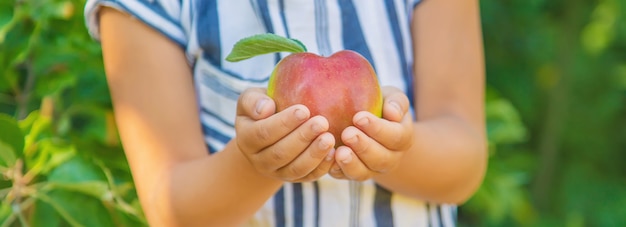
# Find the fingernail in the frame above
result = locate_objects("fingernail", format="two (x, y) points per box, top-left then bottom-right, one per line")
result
(355, 115), (369, 127)
(294, 108), (308, 121)
(318, 136), (331, 150)
(344, 131), (358, 145)
(341, 155), (352, 164)
(389, 101), (402, 114)
(255, 98), (268, 115)
(325, 148), (336, 161)
(347, 135), (358, 145)
(312, 123), (324, 134)
(338, 148), (352, 164)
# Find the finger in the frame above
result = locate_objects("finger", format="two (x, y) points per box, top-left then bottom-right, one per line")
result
(381, 86), (411, 122)
(341, 126), (401, 173)
(275, 131), (335, 181)
(236, 87), (276, 120)
(352, 111), (413, 151)
(293, 147), (336, 182)
(255, 115), (329, 172)
(236, 104), (310, 153)
(328, 162), (348, 180)
(334, 146), (372, 181)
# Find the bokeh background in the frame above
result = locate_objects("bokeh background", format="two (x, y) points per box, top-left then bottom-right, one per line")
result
(1, 0), (625, 226)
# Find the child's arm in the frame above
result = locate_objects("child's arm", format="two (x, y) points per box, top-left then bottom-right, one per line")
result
(98, 7), (334, 226)
(330, 0), (487, 204)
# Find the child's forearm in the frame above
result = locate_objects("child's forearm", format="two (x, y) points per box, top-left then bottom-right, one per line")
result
(373, 115), (487, 204)
(148, 141), (283, 226)
(374, 0), (487, 205)
(98, 8), (284, 225)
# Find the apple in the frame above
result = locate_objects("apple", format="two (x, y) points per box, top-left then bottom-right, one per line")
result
(226, 33), (383, 147)
(267, 50), (383, 147)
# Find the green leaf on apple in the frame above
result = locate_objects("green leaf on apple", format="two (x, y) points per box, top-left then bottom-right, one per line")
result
(225, 33), (307, 62)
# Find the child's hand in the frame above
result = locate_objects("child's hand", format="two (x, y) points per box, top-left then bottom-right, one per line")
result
(235, 88), (336, 182)
(329, 86), (413, 181)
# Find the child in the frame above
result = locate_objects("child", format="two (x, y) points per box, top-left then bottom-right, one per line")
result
(85, 0), (486, 226)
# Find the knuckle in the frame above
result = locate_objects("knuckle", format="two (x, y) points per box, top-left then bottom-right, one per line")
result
(250, 160), (273, 177)
(238, 89), (250, 102)
(238, 90), (255, 111)
(394, 93), (410, 107)
(269, 147), (287, 163)
(309, 164), (329, 179)
(309, 140), (329, 159)
(287, 164), (308, 179)
(309, 148), (327, 160)
(279, 113), (293, 130)
(297, 129), (312, 143)
(306, 170), (323, 181)
(352, 139), (371, 156)
(256, 126), (272, 142)
(373, 164), (390, 174)
(359, 144), (371, 155)
(373, 121), (385, 134)
(369, 163), (385, 174)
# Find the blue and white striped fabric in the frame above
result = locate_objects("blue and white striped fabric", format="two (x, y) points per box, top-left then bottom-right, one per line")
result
(85, 0), (457, 226)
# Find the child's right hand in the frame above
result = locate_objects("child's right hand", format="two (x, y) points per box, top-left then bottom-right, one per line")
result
(235, 88), (336, 182)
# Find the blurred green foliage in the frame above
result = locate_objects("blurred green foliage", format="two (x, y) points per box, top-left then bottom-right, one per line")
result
(0, 0), (145, 226)
(463, 0), (626, 226)
(0, 0), (625, 226)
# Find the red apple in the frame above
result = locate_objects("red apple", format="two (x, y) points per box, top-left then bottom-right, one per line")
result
(267, 50), (383, 147)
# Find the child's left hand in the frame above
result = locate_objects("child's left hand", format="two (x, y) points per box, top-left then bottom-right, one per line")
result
(329, 86), (414, 181)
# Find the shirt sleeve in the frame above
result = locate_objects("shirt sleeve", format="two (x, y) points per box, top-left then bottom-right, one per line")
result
(84, 0), (187, 47)
(410, 0), (423, 9)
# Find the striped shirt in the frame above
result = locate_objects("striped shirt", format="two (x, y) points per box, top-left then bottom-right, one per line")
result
(85, 0), (457, 226)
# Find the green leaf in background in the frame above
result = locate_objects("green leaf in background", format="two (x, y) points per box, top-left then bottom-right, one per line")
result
(0, 0), (144, 226)
(0, 0), (16, 45)
(463, 151), (536, 226)
(34, 190), (114, 227)
(225, 33), (307, 62)
(48, 156), (105, 183)
(580, 0), (617, 56)
(33, 157), (114, 226)
(42, 146), (74, 174)
(0, 200), (12, 226)
(31, 199), (62, 227)
(0, 141), (16, 168)
(22, 137), (76, 178)
(0, 1), (13, 26)
(485, 88), (527, 145)
(35, 72), (77, 98)
(48, 181), (111, 201)
(21, 111), (52, 154)
(2, 18), (37, 69)
(615, 64), (626, 90)
(0, 113), (24, 164)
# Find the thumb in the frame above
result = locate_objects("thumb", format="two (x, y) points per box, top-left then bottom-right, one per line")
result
(237, 87), (276, 120)
(381, 86), (410, 122)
